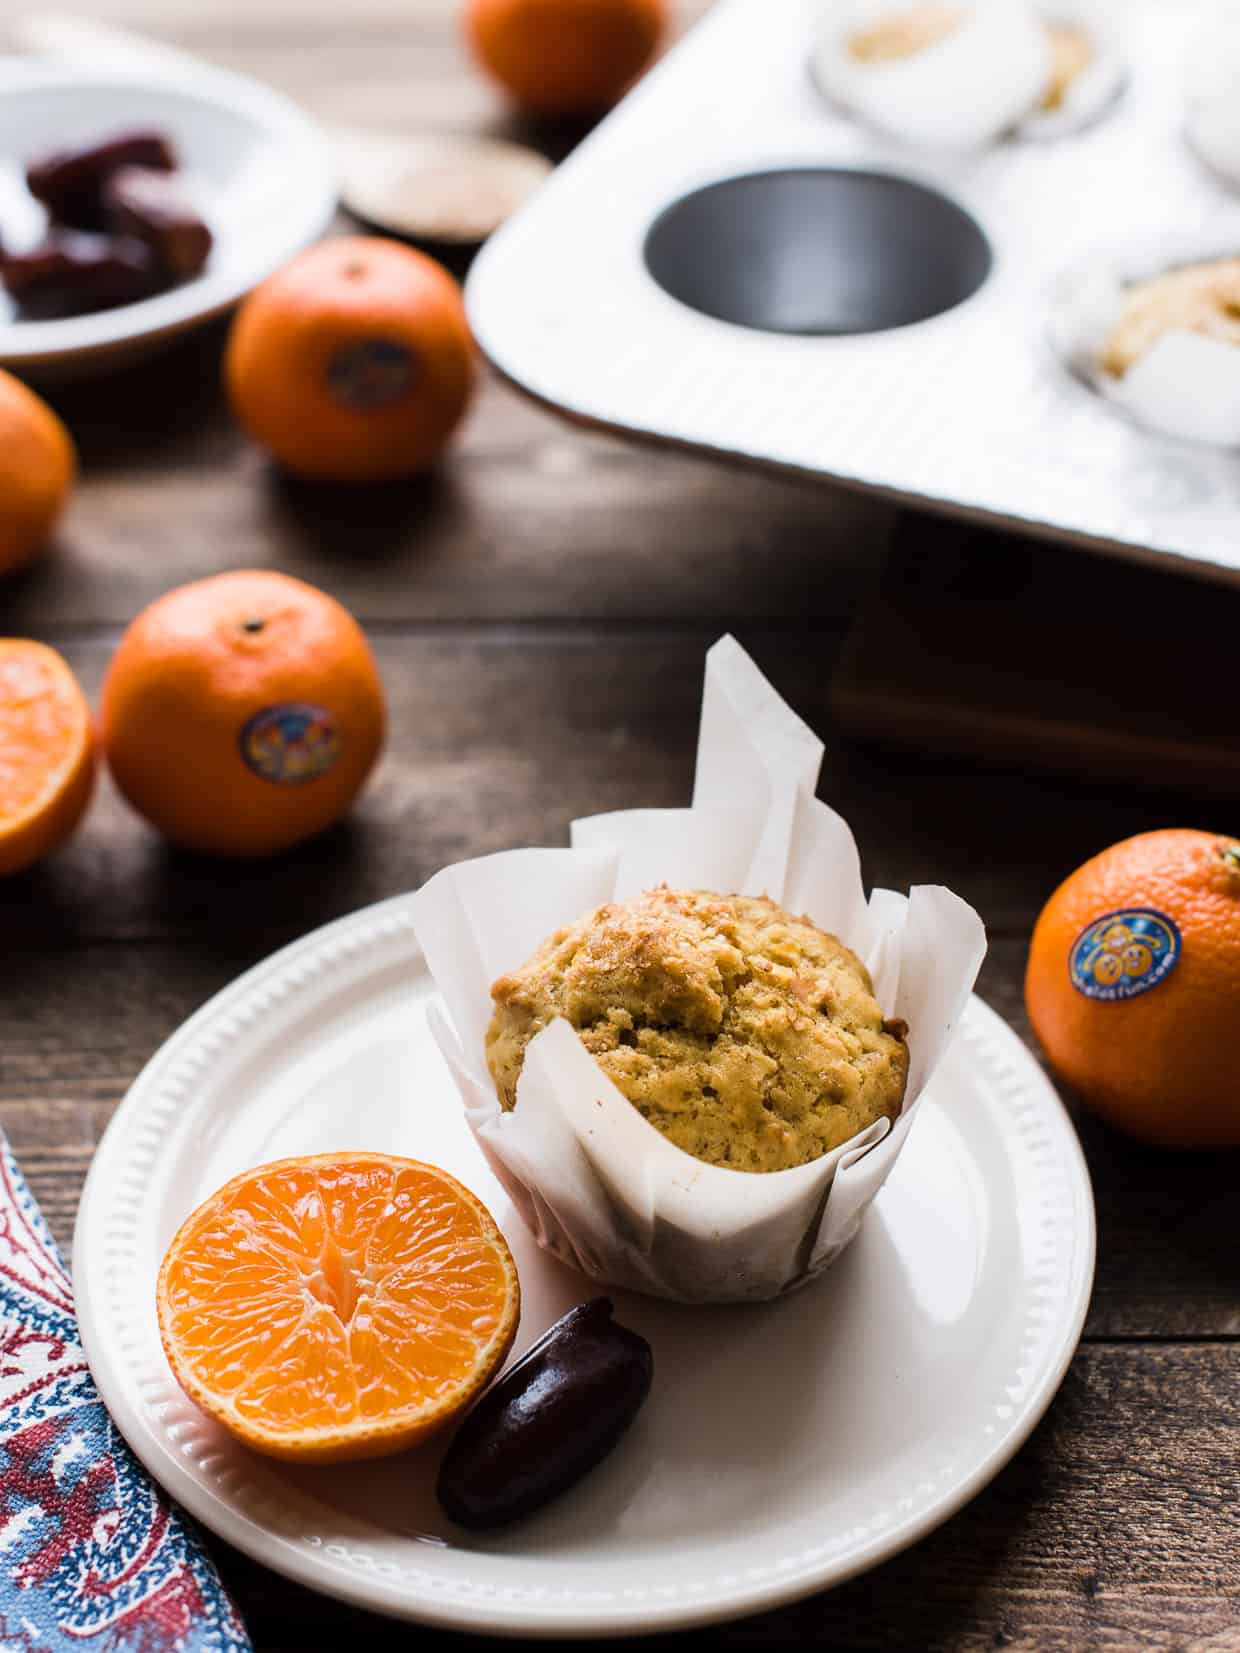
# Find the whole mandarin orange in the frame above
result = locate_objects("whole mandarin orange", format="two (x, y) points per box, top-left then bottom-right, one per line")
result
(0, 640), (95, 876)
(465, 0), (665, 116)
(1025, 829), (1240, 1148)
(0, 371), (76, 577)
(225, 237), (475, 483)
(101, 571), (385, 858)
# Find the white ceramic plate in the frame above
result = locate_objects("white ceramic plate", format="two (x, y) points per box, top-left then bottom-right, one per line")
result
(74, 895), (1095, 1639)
(0, 58), (334, 375)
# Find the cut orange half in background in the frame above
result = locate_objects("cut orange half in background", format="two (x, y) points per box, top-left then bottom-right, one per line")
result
(0, 639), (95, 877)
(157, 1153), (520, 1464)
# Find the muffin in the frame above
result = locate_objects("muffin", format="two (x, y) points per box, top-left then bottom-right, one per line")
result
(1100, 257), (1240, 378)
(844, 5), (1091, 112)
(1041, 21), (1092, 112)
(847, 4), (965, 64)
(486, 887), (909, 1174)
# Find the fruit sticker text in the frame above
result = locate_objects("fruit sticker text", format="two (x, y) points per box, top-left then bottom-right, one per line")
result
(1069, 908), (1181, 1002)
(327, 339), (417, 411)
(240, 702), (340, 785)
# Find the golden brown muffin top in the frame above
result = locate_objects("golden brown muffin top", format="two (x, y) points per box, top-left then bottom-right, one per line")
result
(847, 5), (965, 64)
(486, 888), (909, 1173)
(1041, 22), (1093, 112)
(1101, 257), (1240, 379)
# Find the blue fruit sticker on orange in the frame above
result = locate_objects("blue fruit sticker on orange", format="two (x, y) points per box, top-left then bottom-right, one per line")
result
(1068, 908), (1181, 1002)
(240, 703), (341, 785)
(327, 338), (416, 411)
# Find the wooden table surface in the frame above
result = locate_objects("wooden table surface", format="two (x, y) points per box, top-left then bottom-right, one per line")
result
(2, 3), (1238, 1649)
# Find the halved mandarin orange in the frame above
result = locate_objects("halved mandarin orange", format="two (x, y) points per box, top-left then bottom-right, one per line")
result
(156, 1153), (520, 1464)
(0, 639), (95, 877)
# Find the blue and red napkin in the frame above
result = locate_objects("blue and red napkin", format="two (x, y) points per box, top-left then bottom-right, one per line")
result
(0, 1128), (251, 1651)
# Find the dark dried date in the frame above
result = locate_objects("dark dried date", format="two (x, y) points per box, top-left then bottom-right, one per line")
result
(2, 232), (163, 319)
(26, 129), (176, 230)
(104, 166), (212, 280)
(437, 1298), (653, 1529)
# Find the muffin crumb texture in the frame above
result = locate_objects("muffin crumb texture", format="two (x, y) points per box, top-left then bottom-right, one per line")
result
(1101, 257), (1240, 378)
(847, 4), (965, 64)
(1041, 22), (1092, 112)
(486, 888), (909, 1173)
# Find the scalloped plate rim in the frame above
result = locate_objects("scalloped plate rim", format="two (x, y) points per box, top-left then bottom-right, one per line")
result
(72, 892), (1096, 1638)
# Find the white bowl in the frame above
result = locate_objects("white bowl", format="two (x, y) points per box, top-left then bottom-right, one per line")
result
(0, 58), (335, 377)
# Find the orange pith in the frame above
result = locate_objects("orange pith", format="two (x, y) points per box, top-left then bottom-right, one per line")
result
(0, 640), (95, 877)
(157, 1153), (520, 1464)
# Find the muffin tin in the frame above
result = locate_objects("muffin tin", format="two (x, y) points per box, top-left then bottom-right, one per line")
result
(466, 0), (1240, 583)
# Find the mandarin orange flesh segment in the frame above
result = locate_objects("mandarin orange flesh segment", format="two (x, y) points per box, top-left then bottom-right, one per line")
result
(0, 640), (95, 876)
(157, 1154), (520, 1463)
(0, 646), (79, 812)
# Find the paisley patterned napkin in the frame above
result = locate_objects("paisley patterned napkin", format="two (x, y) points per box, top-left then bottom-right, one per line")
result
(0, 1128), (251, 1651)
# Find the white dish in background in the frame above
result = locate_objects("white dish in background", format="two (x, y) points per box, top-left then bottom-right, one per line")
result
(74, 894), (1095, 1638)
(466, 0), (1240, 584)
(0, 58), (334, 375)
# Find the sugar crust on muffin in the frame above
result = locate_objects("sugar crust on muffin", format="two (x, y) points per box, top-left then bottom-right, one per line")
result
(486, 888), (910, 1174)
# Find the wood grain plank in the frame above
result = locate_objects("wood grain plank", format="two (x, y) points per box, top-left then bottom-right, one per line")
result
(186, 1344), (1240, 1652)
(4, 938), (1237, 1338)
(833, 519), (1240, 797)
(4, 363), (891, 630)
(2, 631), (1225, 943)
(977, 942), (1240, 1343)
(1, 2), (711, 143)
(0, 0), (1233, 1643)
(0, 0), (710, 45)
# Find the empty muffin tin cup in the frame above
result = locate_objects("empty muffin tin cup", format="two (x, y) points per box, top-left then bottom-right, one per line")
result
(643, 168), (993, 336)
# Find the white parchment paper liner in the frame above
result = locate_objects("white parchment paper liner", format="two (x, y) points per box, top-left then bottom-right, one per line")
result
(1019, 0), (1128, 140)
(1049, 231), (1240, 449)
(1185, 5), (1240, 192)
(812, 0), (1046, 151)
(812, 0), (1125, 149)
(412, 638), (987, 1303)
